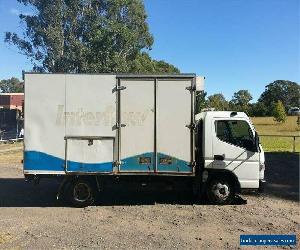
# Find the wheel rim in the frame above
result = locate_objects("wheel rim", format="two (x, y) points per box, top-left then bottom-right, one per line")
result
(212, 182), (230, 201)
(73, 182), (91, 202)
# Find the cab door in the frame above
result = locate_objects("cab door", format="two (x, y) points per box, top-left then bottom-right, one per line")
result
(212, 119), (260, 189)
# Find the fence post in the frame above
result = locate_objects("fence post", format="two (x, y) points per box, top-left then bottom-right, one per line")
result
(293, 136), (296, 153)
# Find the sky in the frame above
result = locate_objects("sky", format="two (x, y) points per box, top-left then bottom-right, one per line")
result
(0, 0), (299, 101)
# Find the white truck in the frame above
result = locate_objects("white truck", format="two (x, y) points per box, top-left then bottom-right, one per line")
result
(23, 73), (265, 207)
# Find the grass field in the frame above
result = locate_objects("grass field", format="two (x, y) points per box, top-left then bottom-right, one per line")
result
(251, 116), (300, 152)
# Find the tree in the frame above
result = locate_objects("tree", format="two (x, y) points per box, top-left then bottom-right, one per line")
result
(5, 0), (178, 73)
(258, 80), (300, 115)
(207, 94), (228, 111)
(249, 102), (268, 117)
(195, 91), (207, 113)
(273, 100), (286, 123)
(129, 52), (179, 73)
(231, 90), (252, 107)
(0, 77), (24, 93)
(230, 90), (252, 113)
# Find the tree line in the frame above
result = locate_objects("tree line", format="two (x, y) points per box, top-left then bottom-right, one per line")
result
(197, 80), (300, 118)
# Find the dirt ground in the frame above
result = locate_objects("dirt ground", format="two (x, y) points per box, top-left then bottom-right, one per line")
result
(0, 152), (299, 249)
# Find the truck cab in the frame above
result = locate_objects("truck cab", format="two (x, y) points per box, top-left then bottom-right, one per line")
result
(196, 111), (265, 204)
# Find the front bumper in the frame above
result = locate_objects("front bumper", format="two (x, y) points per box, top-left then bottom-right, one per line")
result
(258, 179), (266, 193)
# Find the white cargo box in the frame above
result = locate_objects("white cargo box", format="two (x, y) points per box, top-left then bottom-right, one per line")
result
(23, 73), (203, 176)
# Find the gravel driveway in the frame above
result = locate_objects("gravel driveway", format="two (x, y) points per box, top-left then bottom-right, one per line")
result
(0, 153), (299, 249)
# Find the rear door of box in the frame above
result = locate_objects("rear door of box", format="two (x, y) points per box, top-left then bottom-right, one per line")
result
(156, 79), (193, 173)
(117, 77), (194, 174)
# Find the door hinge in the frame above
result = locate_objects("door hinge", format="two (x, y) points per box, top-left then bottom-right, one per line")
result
(112, 85), (126, 93)
(188, 161), (196, 173)
(113, 160), (122, 166)
(188, 161), (196, 168)
(185, 86), (196, 92)
(186, 123), (196, 130)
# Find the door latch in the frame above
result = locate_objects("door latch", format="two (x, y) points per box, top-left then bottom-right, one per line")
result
(112, 123), (126, 130)
(88, 139), (93, 146)
(112, 85), (126, 93)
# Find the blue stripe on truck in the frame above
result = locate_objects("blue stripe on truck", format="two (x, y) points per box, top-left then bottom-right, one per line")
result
(121, 152), (191, 172)
(157, 152), (191, 172)
(121, 152), (154, 171)
(24, 151), (112, 172)
(24, 151), (191, 173)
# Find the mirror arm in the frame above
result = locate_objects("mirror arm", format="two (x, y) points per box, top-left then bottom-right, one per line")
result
(254, 132), (260, 152)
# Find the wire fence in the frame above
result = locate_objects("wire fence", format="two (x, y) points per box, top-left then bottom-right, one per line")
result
(259, 135), (300, 153)
(0, 131), (23, 143)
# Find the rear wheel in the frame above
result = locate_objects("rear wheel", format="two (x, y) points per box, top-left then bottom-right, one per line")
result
(66, 179), (95, 207)
(206, 176), (235, 205)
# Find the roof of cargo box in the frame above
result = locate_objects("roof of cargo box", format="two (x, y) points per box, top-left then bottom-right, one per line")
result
(23, 72), (196, 78)
(116, 73), (196, 79)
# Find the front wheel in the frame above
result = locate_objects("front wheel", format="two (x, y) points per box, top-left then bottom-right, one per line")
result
(66, 179), (95, 208)
(206, 176), (235, 205)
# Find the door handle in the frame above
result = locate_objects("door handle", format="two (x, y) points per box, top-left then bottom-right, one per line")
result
(214, 154), (225, 161)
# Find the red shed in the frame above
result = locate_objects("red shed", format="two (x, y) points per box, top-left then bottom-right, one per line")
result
(0, 93), (24, 111)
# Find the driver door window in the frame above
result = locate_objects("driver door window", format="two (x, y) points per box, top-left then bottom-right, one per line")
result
(215, 120), (254, 151)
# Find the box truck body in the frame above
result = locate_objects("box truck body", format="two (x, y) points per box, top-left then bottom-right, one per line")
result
(23, 73), (265, 206)
(24, 73), (198, 175)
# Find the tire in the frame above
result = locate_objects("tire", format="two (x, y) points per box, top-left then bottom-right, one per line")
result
(66, 178), (95, 208)
(206, 176), (235, 205)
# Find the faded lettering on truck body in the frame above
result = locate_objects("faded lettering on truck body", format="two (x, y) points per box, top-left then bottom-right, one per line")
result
(56, 105), (150, 127)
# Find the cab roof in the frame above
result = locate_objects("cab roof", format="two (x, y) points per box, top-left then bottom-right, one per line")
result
(195, 111), (249, 121)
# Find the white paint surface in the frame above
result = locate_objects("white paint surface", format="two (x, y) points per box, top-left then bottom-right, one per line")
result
(120, 80), (155, 160)
(156, 80), (192, 162)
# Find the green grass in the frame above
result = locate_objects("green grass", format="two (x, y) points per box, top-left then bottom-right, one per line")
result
(251, 116), (300, 152)
(259, 136), (300, 152)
